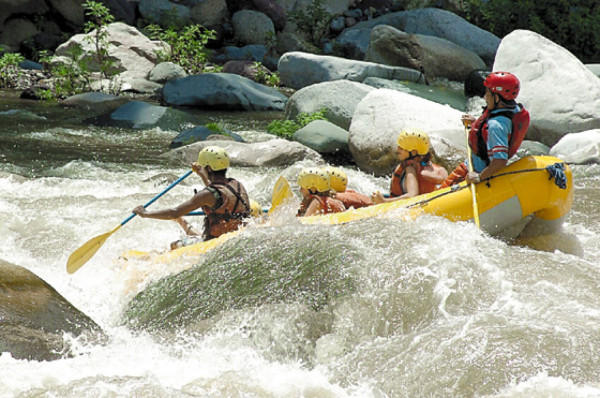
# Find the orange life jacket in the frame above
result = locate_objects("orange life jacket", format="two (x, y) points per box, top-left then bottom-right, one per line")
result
(468, 105), (530, 165)
(201, 178), (250, 240)
(297, 194), (346, 216)
(335, 189), (373, 209)
(390, 160), (445, 197)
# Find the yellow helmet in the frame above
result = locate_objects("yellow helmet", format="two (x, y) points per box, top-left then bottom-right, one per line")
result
(197, 146), (229, 171)
(249, 199), (262, 217)
(322, 166), (347, 192)
(396, 128), (430, 155)
(297, 167), (330, 193)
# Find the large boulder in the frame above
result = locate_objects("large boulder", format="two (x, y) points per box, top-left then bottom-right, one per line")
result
(0, 260), (102, 361)
(161, 73), (288, 111)
(138, 0), (191, 26)
(293, 119), (350, 157)
(549, 130), (600, 164)
(86, 100), (199, 130)
(54, 22), (169, 80)
(285, 80), (375, 130)
(365, 25), (486, 82)
(231, 10), (275, 46)
(60, 92), (129, 114)
(162, 139), (323, 167)
(494, 30), (600, 147)
(336, 8), (500, 65)
(278, 51), (423, 90)
(349, 88), (463, 175)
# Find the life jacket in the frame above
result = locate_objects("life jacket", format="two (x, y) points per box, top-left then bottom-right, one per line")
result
(468, 104), (530, 165)
(201, 178), (250, 240)
(297, 194), (346, 216)
(335, 189), (373, 209)
(390, 160), (445, 197)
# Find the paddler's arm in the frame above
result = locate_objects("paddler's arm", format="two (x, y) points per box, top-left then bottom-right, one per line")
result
(371, 166), (419, 204)
(466, 158), (507, 183)
(133, 188), (216, 220)
(192, 162), (210, 186)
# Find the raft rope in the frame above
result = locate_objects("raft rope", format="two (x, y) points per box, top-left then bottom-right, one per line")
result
(404, 162), (568, 209)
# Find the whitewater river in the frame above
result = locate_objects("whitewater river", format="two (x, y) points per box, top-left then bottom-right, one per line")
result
(2, 90), (600, 398)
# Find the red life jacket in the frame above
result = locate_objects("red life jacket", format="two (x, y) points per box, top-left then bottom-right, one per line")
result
(390, 161), (445, 197)
(297, 194), (346, 216)
(468, 104), (530, 165)
(201, 178), (251, 240)
(335, 189), (372, 209)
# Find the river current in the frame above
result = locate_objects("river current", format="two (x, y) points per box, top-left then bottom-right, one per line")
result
(1, 90), (600, 397)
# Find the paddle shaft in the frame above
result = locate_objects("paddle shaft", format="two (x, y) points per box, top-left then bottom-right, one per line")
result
(465, 124), (481, 228)
(121, 170), (193, 225)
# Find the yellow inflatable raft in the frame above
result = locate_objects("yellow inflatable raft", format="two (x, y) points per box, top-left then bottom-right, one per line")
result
(123, 156), (573, 263)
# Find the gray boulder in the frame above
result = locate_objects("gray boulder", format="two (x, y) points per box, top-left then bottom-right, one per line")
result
(363, 77), (466, 111)
(86, 101), (199, 129)
(138, 0), (191, 26)
(0, 260), (102, 361)
(365, 25), (486, 82)
(278, 51), (423, 90)
(549, 130), (600, 164)
(162, 139), (323, 167)
(60, 92), (129, 114)
(161, 73), (287, 111)
(293, 119), (350, 157)
(336, 8), (500, 65)
(170, 126), (244, 148)
(285, 80), (374, 130)
(148, 61), (187, 84)
(494, 30), (600, 146)
(349, 88), (463, 175)
(231, 10), (275, 46)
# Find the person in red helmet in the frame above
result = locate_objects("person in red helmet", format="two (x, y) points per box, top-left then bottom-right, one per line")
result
(440, 71), (530, 188)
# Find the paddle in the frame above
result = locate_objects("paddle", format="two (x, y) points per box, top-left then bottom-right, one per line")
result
(66, 170), (193, 274)
(464, 123), (481, 228)
(268, 175), (293, 214)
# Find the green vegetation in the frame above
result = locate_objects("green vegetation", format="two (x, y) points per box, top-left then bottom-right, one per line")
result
(288, 0), (335, 47)
(463, 0), (600, 62)
(145, 24), (216, 74)
(253, 61), (280, 87)
(267, 109), (329, 140)
(83, 0), (116, 80)
(0, 51), (25, 88)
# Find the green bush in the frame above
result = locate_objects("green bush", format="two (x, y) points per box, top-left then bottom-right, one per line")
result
(462, 0), (600, 62)
(0, 52), (25, 88)
(145, 24), (215, 74)
(288, 0), (335, 47)
(267, 109), (329, 140)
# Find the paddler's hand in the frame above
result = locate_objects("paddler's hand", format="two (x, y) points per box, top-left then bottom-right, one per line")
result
(192, 162), (209, 182)
(133, 205), (148, 217)
(461, 114), (476, 128)
(466, 172), (481, 184)
(371, 191), (386, 204)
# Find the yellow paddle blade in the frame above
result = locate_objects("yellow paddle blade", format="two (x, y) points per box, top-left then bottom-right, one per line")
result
(66, 225), (122, 274)
(268, 176), (293, 214)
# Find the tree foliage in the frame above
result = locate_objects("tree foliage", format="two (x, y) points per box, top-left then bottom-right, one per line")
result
(463, 0), (600, 62)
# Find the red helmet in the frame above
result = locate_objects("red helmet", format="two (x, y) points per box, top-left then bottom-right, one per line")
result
(483, 71), (520, 100)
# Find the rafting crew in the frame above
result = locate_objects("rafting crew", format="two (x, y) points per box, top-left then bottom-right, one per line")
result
(440, 71), (530, 188)
(371, 128), (448, 204)
(296, 167), (346, 217)
(323, 166), (373, 209)
(133, 146), (252, 249)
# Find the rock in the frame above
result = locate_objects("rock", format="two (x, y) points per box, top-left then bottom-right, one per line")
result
(517, 140), (550, 158)
(231, 10), (275, 46)
(493, 30), (600, 146)
(293, 119), (350, 157)
(0, 260), (102, 361)
(191, 0), (229, 27)
(161, 73), (287, 111)
(138, 0), (191, 26)
(86, 100), (199, 130)
(169, 125), (244, 148)
(278, 51), (423, 90)
(363, 77), (466, 111)
(162, 139), (323, 167)
(549, 130), (600, 164)
(148, 61), (187, 84)
(253, 0), (286, 31)
(60, 92), (129, 114)
(349, 88), (463, 175)
(365, 25), (486, 82)
(285, 80), (374, 130)
(464, 69), (490, 98)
